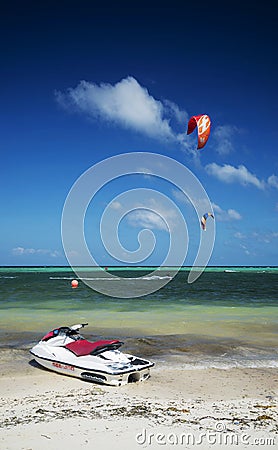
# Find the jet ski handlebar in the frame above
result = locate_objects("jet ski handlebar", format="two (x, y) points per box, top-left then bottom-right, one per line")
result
(41, 324), (88, 342)
(70, 323), (88, 331)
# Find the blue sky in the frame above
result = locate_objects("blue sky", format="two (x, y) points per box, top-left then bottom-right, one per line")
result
(1, 1), (277, 267)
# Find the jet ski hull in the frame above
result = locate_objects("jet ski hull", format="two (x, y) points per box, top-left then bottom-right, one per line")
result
(30, 352), (152, 386)
(30, 324), (154, 386)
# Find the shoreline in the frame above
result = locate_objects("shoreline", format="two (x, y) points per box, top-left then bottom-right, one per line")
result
(1, 331), (278, 373)
(0, 361), (277, 449)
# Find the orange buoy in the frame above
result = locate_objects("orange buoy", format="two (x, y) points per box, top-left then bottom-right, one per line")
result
(71, 279), (79, 288)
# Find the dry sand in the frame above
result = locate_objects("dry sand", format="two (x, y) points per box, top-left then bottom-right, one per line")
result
(0, 357), (277, 450)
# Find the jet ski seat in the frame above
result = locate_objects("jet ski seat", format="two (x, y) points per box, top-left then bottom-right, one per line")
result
(65, 339), (123, 356)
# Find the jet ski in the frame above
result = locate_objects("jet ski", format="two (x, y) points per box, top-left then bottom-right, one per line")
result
(30, 323), (154, 386)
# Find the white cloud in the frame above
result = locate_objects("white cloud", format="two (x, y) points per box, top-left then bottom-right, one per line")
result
(234, 230), (278, 246)
(127, 198), (178, 232)
(12, 247), (60, 257)
(234, 231), (246, 239)
(56, 76), (188, 145)
(212, 203), (242, 222)
(206, 163), (265, 189)
(12, 247), (36, 255)
(213, 125), (238, 155)
(252, 231), (278, 244)
(110, 201), (122, 210)
(227, 209), (242, 220)
(171, 188), (191, 205)
(171, 190), (242, 224)
(240, 243), (251, 255)
(268, 174), (278, 189)
(127, 209), (167, 231)
(162, 99), (188, 124)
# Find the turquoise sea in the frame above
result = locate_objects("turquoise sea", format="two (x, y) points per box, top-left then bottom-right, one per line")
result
(0, 266), (277, 369)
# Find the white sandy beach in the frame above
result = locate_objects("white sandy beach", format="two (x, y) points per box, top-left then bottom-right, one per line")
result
(0, 359), (277, 450)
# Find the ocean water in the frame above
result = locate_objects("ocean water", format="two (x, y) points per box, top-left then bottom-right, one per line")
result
(0, 266), (277, 369)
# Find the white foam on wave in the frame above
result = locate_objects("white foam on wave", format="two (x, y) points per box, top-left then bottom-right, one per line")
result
(157, 356), (278, 371)
(0, 276), (17, 279)
(49, 275), (173, 281)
